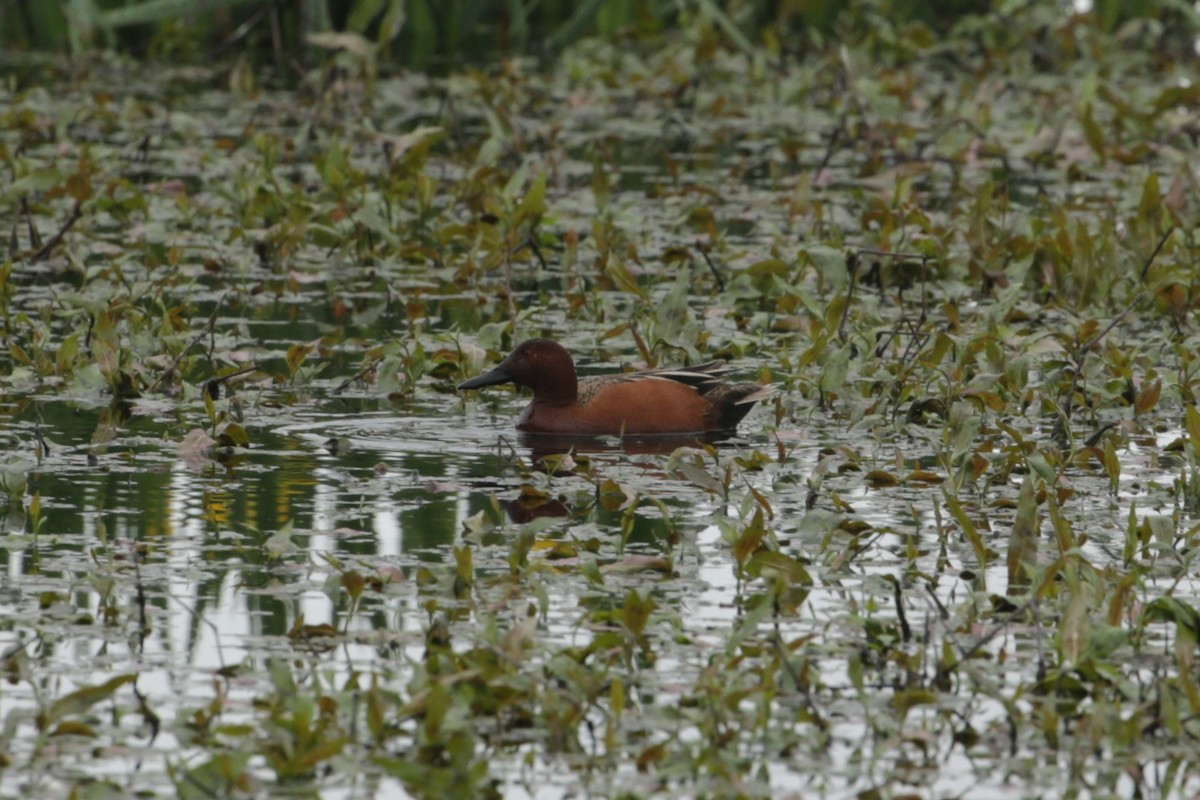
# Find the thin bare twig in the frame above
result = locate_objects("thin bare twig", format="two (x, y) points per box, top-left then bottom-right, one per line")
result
(205, 364), (259, 400)
(815, 112), (847, 177)
(836, 251), (858, 343)
(1059, 292), (1144, 431)
(696, 243), (726, 292)
(891, 577), (912, 643)
(146, 294), (226, 394)
(1139, 226), (1175, 281)
(521, 236), (549, 270)
(206, 5), (268, 61)
(31, 201), (82, 262)
(22, 196), (42, 251)
(333, 357), (381, 394)
(856, 247), (927, 260)
(1081, 292), (1145, 352)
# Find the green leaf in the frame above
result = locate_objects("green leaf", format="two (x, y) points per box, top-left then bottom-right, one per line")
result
(1187, 405), (1200, 458)
(1085, 623), (1128, 661)
(172, 753), (251, 800)
(621, 589), (656, 638)
(453, 545), (473, 584)
(1005, 472), (1038, 593)
(39, 674), (136, 731)
(347, 0), (387, 33)
(676, 458), (724, 496)
(513, 170), (547, 230)
(1123, 501), (1138, 566)
(727, 592), (772, 656)
(732, 508), (767, 567)
(1144, 597), (1200, 638)
(1137, 171), (1162, 230)
(286, 340), (315, 376)
(1060, 590), (1089, 666)
(1102, 434), (1120, 495)
(945, 492), (987, 591)
(1079, 102), (1106, 162)
(745, 550), (812, 586)
(216, 422), (249, 448)
(818, 343), (850, 395)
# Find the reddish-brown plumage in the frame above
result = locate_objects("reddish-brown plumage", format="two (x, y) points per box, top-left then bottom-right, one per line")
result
(457, 338), (771, 436)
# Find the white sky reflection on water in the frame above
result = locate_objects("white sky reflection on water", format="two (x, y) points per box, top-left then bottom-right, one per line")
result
(0, 399), (1196, 798)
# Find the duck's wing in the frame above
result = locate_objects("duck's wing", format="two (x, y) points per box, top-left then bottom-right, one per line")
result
(577, 360), (761, 405)
(644, 360), (737, 391)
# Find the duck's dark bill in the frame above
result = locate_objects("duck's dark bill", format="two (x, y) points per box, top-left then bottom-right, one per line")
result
(458, 366), (515, 391)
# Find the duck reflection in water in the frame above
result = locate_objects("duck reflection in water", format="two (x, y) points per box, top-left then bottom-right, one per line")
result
(498, 430), (736, 525)
(516, 429), (732, 463)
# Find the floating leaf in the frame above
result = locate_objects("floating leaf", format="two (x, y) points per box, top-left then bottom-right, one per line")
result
(50, 720), (96, 737)
(177, 428), (217, 461)
(600, 555), (671, 575)
(864, 469), (900, 487)
(961, 388), (1006, 411)
(839, 518), (873, 535)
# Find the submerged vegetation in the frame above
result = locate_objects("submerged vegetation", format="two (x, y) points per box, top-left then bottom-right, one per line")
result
(3, 1), (1200, 797)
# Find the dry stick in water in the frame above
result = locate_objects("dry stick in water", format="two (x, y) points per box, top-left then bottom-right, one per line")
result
(1062, 292), (1145, 422)
(22, 196), (43, 251)
(333, 357), (381, 394)
(522, 237), (549, 270)
(205, 364), (259, 401)
(32, 201), (84, 262)
(814, 111), (847, 178)
(1139, 226), (1174, 281)
(146, 293), (227, 394)
(849, 248), (932, 354)
(696, 243), (726, 292)
(835, 250), (858, 344)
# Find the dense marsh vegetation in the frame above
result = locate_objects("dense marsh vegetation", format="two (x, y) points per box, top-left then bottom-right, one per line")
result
(2, 1), (1200, 798)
